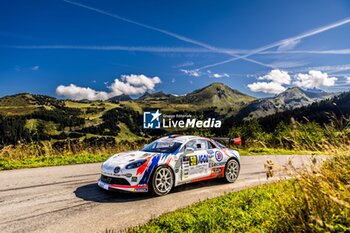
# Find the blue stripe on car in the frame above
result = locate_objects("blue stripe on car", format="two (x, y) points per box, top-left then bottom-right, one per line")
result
(139, 153), (161, 185)
(173, 147), (181, 155)
(161, 153), (171, 160)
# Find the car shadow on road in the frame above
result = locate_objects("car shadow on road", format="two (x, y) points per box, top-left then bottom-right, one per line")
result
(172, 178), (227, 193)
(74, 183), (152, 203)
(75, 179), (228, 203)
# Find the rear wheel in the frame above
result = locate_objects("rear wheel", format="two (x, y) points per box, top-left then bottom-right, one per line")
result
(224, 159), (240, 183)
(149, 166), (174, 196)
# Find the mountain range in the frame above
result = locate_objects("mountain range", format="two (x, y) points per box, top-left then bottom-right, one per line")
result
(235, 87), (335, 120)
(106, 83), (335, 120)
(0, 82), (336, 119)
(0, 82), (346, 145)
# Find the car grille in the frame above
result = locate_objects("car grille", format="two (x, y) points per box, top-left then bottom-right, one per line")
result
(100, 175), (130, 185)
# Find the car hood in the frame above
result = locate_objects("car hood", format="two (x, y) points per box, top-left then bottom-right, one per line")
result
(103, 150), (157, 168)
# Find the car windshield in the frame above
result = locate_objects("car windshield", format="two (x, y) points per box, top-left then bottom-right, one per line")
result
(141, 140), (182, 153)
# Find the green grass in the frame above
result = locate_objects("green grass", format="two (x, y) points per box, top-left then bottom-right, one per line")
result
(238, 147), (328, 156)
(0, 139), (142, 170)
(0, 152), (110, 170)
(0, 144), (332, 171)
(128, 181), (293, 233)
(0, 106), (39, 116)
(127, 155), (350, 233)
(116, 123), (144, 142)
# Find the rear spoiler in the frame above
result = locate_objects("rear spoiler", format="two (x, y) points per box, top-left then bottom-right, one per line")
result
(211, 137), (242, 145)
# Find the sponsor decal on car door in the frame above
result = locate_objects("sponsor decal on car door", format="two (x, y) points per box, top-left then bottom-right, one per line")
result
(181, 140), (211, 181)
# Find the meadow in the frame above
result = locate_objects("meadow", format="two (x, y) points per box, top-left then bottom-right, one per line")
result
(126, 155), (350, 233)
(0, 116), (349, 170)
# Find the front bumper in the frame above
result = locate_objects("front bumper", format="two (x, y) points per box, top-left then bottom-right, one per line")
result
(97, 177), (148, 193)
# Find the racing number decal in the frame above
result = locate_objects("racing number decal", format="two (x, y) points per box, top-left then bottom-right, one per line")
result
(189, 156), (197, 166)
(187, 155), (209, 166)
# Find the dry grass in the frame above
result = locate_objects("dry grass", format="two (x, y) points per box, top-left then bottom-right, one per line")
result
(123, 155), (349, 233)
(273, 154), (350, 232)
(0, 139), (146, 170)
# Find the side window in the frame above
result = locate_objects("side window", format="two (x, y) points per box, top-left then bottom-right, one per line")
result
(195, 139), (208, 150)
(207, 141), (216, 149)
(190, 139), (208, 151)
(183, 140), (195, 151)
(183, 139), (208, 151)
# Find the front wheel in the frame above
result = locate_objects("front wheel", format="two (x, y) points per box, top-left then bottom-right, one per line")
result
(149, 166), (174, 196)
(224, 159), (240, 183)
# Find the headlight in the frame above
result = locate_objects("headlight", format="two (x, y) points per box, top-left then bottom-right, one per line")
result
(125, 159), (146, 169)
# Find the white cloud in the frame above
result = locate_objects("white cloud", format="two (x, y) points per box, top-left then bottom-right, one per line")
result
(247, 82), (286, 94)
(346, 77), (350, 84)
(293, 70), (337, 88)
(56, 84), (109, 101)
(56, 74), (161, 100)
(248, 69), (340, 94)
(31, 65), (39, 71)
(248, 70), (289, 94)
(258, 69), (291, 85)
(181, 69), (229, 78)
(212, 73), (230, 78)
(246, 74), (256, 78)
(109, 74), (161, 96)
(277, 39), (300, 51)
(171, 78), (176, 83)
(181, 69), (201, 77)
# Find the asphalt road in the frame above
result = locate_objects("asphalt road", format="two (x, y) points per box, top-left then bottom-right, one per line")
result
(0, 155), (322, 233)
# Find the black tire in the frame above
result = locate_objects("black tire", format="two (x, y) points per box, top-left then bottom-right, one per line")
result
(224, 159), (240, 183)
(149, 166), (174, 196)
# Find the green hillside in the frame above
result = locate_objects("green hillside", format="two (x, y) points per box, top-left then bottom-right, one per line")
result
(0, 83), (345, 148)
(236, 87), (334, 120)
(170, 82), (256, 115)
(0, 83), (255, 147)
(0, 93), (65, 115)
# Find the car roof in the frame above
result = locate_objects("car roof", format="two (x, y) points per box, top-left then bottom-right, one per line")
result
(157, 135), (209, 143)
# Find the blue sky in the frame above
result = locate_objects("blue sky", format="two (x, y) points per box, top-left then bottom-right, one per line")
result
(1, 0), (350, 99)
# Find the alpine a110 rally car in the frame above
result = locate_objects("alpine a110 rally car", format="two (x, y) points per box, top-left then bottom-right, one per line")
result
(98, 135), (241, 196)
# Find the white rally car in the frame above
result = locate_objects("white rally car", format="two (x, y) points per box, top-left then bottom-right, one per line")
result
(98, 135), (241, 196)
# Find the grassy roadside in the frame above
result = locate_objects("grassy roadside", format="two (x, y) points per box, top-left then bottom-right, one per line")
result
(126, 155), (350, 233)
(0, 141), (138, 170)
(0, 148), (334, 171)
(128, 181), (292, 233)
(238, 147), (329, 156)
(0, 153), (110, 170)
(0, 146), (333, 170)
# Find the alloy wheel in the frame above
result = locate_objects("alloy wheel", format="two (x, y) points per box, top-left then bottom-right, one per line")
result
(153, 167), (173, 195)
(225, 159), (240, 182)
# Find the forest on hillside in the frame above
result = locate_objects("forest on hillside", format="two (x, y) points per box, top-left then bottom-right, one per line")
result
(0, 91), (349, 147)
(0, 90), (349, 170)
